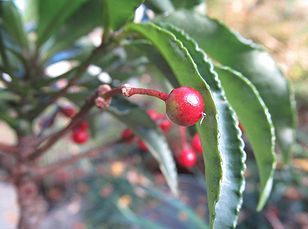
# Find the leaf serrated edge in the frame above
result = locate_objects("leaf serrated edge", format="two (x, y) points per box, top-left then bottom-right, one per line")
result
(158, 23), (246, 228)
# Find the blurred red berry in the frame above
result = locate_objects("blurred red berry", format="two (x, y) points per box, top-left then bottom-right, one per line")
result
(121, 128), (135, 143)
(159, 119), (171, 132)
(61, 106), (76, 118)
(178, 148), (197, 168)
(191, 133), (202, 154)
(71, 129), (89, 144)
(138, 140), (148, 151)
(147, 109), (164, 121)
(77, 120), (89, 130)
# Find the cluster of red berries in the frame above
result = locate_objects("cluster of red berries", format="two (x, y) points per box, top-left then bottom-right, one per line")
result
(121, 109), (172, 151)
(60, 106), (90, 144)
(121, 108), (204, 169)
(177, 133), (202, 168)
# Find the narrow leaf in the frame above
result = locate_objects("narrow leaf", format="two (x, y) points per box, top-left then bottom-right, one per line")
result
(37, 0), (87, 47)
(0, 1), (28, 49)
(103, 0), (144, 31)
(215, 66), (276, 210)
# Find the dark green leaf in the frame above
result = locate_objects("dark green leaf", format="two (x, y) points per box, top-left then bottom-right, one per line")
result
(44, 0), (103, 59)
(108, 97), (178, 195)
(215, 66), (276, 210)
(157, 24), (245, 228)
(0, 1), (28, 49)
(103, 0), (144, 31)
(37, 0), (87, 47)
(171, 0), (203, 9)
(144, 0), (174, 14)
(162, 10), (297, 163)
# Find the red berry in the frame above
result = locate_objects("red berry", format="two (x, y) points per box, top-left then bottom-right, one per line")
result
(61, 106), (76, 118)
(159, 119), (171, 132)
(71, 129), (89, 144)
(121, 128), (134, 143)
(76, 120), (89, 130)
(147, 109), (164, 121)
(178, 148), (197, 168)
(191, 133), (202, 154)
(165, 86), (204, 126)
(138, 140), (148, 151)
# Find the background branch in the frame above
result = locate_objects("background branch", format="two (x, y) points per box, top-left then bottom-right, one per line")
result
(34, 139), (122, 177)
(29, 91), (99, 160)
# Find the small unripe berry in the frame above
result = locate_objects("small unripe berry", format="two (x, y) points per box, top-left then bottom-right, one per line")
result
(165, 86), (204, 126)
(178, 148), (197, 168)
(71, 129), (89, 144)
(191, 133), (202, 154)
(121, 128), (135, 143)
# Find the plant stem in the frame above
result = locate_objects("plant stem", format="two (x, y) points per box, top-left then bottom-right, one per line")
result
(102, 86), (169, 101)
(179, 126), (188, 149)
(0, 142), (18, 155)
(29, 91), (99, 161)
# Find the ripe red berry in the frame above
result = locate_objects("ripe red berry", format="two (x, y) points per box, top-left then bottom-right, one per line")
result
(71, 129), (89, 144)
(191, 133), (202, 154)
(77, 120), (89, 130)
(165, 86), (204, 126)
(178, 148), (197, 168)
(159, 119), (171, 132)
(61, 106), (76, 118)
(138, 140), (148, 151)
(121, 128), (135, 143)
(147, 109), (164, 121)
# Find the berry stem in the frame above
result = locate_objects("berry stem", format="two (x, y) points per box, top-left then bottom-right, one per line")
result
(179, 126), (188, 149)
(101, 85), (169, 102)
(122, 87), (169, 101)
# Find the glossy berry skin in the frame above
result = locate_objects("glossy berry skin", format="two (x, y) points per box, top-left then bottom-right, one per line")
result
(71, 128), (89, 144)
(178, 148), (197, 168)
(165, 86), (204, 126)
(191, 133), (202, 154)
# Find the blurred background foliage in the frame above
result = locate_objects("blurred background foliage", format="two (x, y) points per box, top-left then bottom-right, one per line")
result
(0, 0), (307, 228)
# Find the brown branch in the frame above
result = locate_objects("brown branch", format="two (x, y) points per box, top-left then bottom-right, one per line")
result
(34, 139), (122, 178)
(0, 142), (18, 155)
(29, 91), (99, 161)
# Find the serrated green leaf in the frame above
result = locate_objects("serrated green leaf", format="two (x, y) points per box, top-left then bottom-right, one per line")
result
(37, 0), (87, 47)
(103, 0), (144, 31)
(108, 97), (178, 195)
(215, 66), (276, 210)
(162, 10), (297, 163)
(0, 1), (28, 49)
(157, 24), (245, 228)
